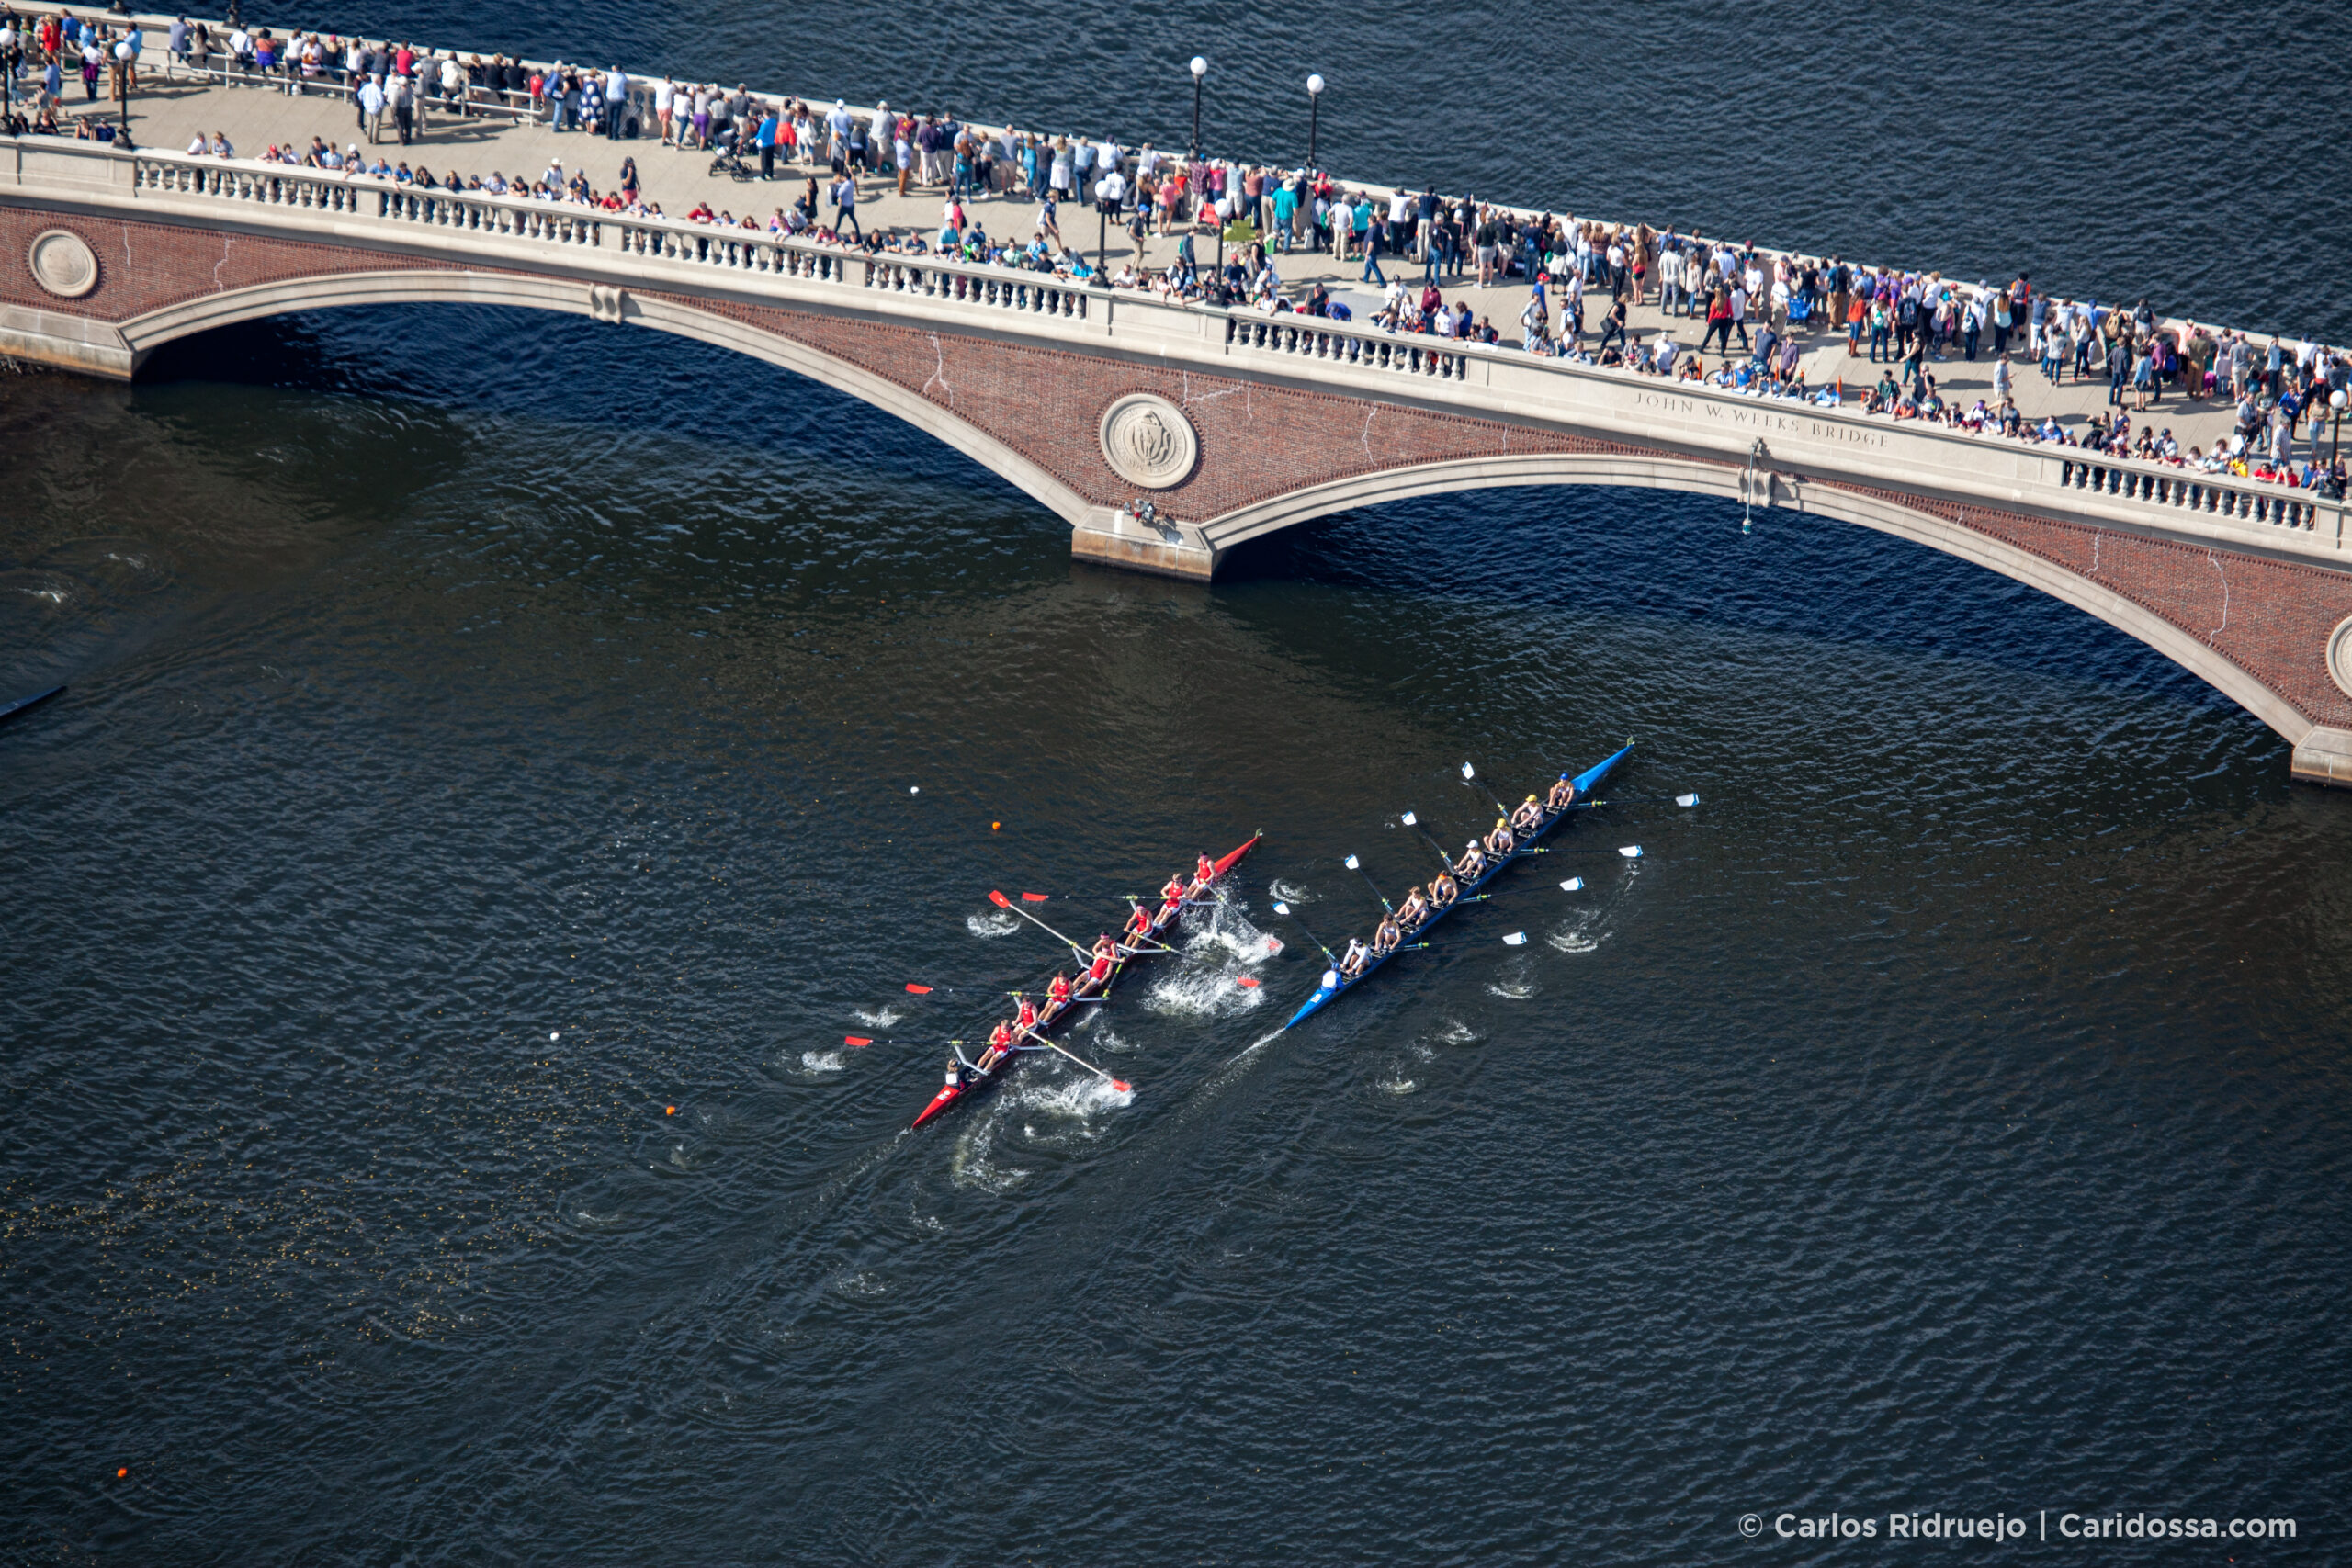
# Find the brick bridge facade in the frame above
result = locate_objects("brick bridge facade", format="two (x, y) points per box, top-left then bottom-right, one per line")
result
(5, 176), (2352, 785)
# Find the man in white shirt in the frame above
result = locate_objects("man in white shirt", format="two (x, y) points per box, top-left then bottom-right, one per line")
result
(357, 75), (385, 142)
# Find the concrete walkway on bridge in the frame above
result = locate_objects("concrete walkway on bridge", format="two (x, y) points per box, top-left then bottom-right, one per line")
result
(74, 69), (2244, 453)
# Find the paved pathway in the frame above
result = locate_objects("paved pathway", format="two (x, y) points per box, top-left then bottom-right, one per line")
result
(74, 66), (2241, 450)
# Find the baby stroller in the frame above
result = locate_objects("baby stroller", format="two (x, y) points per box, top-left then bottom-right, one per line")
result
(707, 128), (752, 181)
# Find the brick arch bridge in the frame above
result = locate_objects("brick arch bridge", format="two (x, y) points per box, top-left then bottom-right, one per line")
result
(5, 146), (2352, 784)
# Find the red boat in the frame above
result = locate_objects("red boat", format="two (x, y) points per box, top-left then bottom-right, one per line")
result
(910, 832), (1262, 1129)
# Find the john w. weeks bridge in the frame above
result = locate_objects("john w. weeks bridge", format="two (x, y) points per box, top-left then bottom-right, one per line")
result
(6, 126), (2352, 785)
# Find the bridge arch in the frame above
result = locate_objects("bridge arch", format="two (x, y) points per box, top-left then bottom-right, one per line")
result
(119, 268), (1107, 535)
(105, 264), (2352, 773)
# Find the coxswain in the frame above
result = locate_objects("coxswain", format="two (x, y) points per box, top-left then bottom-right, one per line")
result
(1454, 838), (1487, 880)
(1042, 970), (1072, 1021)
(1485, 817), (1516, 857)
(1370, 912), (1404, 955)
(1429, 868), (1460, 908)
(1395, 884), (1430, 930)
(1338, 937), (1370, 979)
(1546, 774), (1577, 812)
(1511, 793), (1544, 834)
(976, 1018), (1017, 1073)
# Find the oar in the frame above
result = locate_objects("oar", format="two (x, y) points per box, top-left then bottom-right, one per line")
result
(1272, 900), (1339, 963)
(1460, 760), (1513, 819)
(1017, 1024), (1131, 1093)
(1398, 810), (1460, 869)
(843, 1033), (972, 1048)
(988, 889), (1090, 957)
(1341, 853), (1394, 912)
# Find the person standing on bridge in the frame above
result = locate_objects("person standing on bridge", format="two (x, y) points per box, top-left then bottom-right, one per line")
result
(357, 73), (385, 142)
(605, 67), (629, 140)
(831, 169), (862, 240)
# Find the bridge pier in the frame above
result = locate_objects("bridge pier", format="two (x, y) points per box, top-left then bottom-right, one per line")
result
(1069, 510), (1217, 581)
(2291, 728), (2352, 787)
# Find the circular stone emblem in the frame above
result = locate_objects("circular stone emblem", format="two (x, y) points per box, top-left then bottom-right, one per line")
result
(2329, 615), (2352, 703)
(27, 229), (99, 299)
(1098, 393), (1198, 491)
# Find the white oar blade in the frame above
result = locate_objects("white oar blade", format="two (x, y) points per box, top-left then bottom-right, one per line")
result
(1618, 845), (1643, 858)
(1676, 792), (1699, 807)
(1559, 876), (1584, 892)
(1273, 901), (1291, 916)
(1343, 854), (1361, 871)
(1400, 811), (1418, 827)
(1502, 931), (1528, 946)
(1460, 761), (1476, 781)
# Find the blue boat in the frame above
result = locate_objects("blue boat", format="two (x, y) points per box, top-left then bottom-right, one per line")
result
(0, 685), (64, 727)
(1283, 742), (1634, 1028)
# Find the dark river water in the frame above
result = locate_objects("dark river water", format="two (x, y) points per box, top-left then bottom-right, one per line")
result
(6, 3), (2352, 1563)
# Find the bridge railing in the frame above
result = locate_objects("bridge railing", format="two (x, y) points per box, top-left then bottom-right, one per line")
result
(28, 141), (2347, 549)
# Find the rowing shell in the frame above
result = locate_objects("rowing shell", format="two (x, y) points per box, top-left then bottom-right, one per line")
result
(910, 831), (1262, 1129)
(1283, 743), (1634, 1027)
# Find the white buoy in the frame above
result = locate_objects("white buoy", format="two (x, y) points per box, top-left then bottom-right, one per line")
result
(549, 1032), (560, 1041)
(910, 785), (920, 795)
(1560, 876), (1584, 892)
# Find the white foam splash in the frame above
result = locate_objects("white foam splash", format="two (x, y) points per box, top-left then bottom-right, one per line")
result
(832, 1270), (889, 1299)
(1091, 1028), (1139, 1055)
(1148, 968), (1265, 1017)
(851, 1006), (903, 1028)
(799, 1050), (847, 1074)
(1269, 878), (1310, 903)
(1547, 931), (1600, 954)
(949, 1120), (1033, 1193)
(966, 910), (1023, 938)
(1435, 1020), (1479, 1045)
(1485, 978), (1537, 1000)
(1377, 1075), (1419, 1096)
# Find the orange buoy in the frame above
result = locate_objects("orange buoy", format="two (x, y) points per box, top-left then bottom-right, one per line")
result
(665, 1105), (676, 1115)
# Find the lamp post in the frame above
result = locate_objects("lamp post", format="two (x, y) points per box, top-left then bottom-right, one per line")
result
(1306, 73), (1323, 170)
(1188, 55), (1204, 161)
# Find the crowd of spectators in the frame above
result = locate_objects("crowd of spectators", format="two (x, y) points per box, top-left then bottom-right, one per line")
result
(4, 6), (2346, 490)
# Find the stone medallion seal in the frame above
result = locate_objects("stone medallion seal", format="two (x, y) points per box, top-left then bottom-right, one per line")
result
(2328, 614), (2352, 703)
(1098, 393), (1198, 491)
(27, 229), (99, 299)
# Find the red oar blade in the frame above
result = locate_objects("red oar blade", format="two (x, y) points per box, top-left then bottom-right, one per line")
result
(1021, 892), (1052, 902)
(1110, 1078), (1132, 1093)
(844, 1035), (874, 1047)
(1236, 976), (1261, 989)
(903, 984), (933, 994)
(988, 889), (1012, 908)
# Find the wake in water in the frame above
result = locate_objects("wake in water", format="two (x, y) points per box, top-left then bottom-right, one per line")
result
(851, 1005), (903, 1028)
(1547, 860), (1644, 953)
(966, 909), (1023, 938)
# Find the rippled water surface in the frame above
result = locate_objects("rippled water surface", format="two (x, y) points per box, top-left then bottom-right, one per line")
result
(5, 3), (2352, 1562)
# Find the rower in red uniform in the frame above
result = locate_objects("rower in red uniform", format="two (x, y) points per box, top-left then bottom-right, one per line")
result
(975, 1019), (1017, 1073)
(1124, 900), (1156, 949)
(1041, 971), (1072, 1022)
(1075, 934), (1117, 997)
(1191, 852), (1216, 888)
(1158, 872), (1188, 923)
(1015, 995), (1038, 1033)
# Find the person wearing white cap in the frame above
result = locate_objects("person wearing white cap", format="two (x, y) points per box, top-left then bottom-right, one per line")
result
(867, 99), (891, 175)
(825, 97), (852, 171)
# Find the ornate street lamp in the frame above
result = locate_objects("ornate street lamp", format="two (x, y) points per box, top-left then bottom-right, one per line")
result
(1306, 73), (1324, 170)
(1188, 55), (1205, 161)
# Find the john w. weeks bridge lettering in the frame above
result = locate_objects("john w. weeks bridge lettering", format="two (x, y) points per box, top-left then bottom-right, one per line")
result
(6, 133), (2352, 786)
